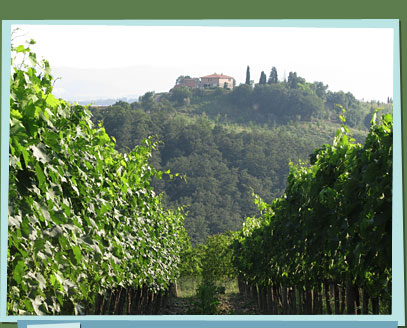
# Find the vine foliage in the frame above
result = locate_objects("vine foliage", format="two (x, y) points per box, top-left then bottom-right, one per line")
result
(232, 108), (392, 314)
(8, 40), (188, 315)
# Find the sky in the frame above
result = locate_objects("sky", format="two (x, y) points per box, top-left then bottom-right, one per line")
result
(11, 24), (394, 103)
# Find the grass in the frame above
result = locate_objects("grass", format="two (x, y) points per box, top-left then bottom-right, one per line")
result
(177, 276), (239, 298)
(177, 276), (200, 298)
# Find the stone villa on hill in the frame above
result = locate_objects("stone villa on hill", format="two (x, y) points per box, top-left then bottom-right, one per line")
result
(175, 73), (235, 90)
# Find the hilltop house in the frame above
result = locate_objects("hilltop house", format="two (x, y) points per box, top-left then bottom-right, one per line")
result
(200, 73), (234, 89)
(174, 73), (235, 90)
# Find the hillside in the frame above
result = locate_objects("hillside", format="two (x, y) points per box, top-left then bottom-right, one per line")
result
(90, 78), (392, 245)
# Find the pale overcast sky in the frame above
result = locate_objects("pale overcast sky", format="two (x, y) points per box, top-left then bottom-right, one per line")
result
(11, 24), (394, 102)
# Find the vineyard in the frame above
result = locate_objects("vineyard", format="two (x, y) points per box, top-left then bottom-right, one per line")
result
(232, 111), (392, 314)
(8, 41), (188, 314)
(7, 39), (392, 316)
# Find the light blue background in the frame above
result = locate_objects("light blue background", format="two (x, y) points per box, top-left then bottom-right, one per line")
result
(26, 323), (80, 328)
(0, 19), (403, 327)
(16, 320), (399, 328)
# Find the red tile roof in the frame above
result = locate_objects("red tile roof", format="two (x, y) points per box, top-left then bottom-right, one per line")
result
(201, 73), (234, 79)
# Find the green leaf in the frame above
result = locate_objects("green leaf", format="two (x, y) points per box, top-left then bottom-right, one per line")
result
(72, 245), (82, 264)
(12, 261), (26, 284)
(45, 94), (60, 107)
(35, 162), (46, 189)
(31, 144), (50, 163)
(16, 45), (25, 53)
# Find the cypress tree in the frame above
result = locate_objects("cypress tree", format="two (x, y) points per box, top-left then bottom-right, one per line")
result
(245, 65), (251, 85)
(259, 71), (267, 85)
(268, 67), (278, 84)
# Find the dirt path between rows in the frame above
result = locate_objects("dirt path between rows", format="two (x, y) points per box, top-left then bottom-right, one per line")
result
(160, 292), (261, 315)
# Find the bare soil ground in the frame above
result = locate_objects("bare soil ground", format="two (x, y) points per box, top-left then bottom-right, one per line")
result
(159, 292), (261, 315)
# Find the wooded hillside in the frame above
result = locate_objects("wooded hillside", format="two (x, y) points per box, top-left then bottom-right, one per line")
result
(90, 75), (391, 245)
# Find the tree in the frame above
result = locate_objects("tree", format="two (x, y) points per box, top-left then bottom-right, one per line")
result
(259, 71), (267, 85)
(230, 84), (253, 108)
(176, 75), (191, 85)
(245, 65), (251, 85)
(287, 72), (297, 88)
(287, 72), (305, 89)
(140, 91), (155, 109)
(201, 232), (237, 283)
(268, 67), (278, 84)
(311, 81), (328, 99)
(171, 86), (192, 105)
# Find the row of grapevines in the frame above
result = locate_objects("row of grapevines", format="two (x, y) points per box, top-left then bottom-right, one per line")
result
(8, 40), (189, 315)
(232, 109), (392, 314)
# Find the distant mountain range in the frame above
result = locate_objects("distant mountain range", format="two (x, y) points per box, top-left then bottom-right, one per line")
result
(69, 97), (140, 106)
(50, 65), (206, 104)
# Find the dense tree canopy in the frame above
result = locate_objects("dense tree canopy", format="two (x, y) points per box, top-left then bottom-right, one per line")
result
(90, 81), (381, 245)
(89, 67), (390, 246)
